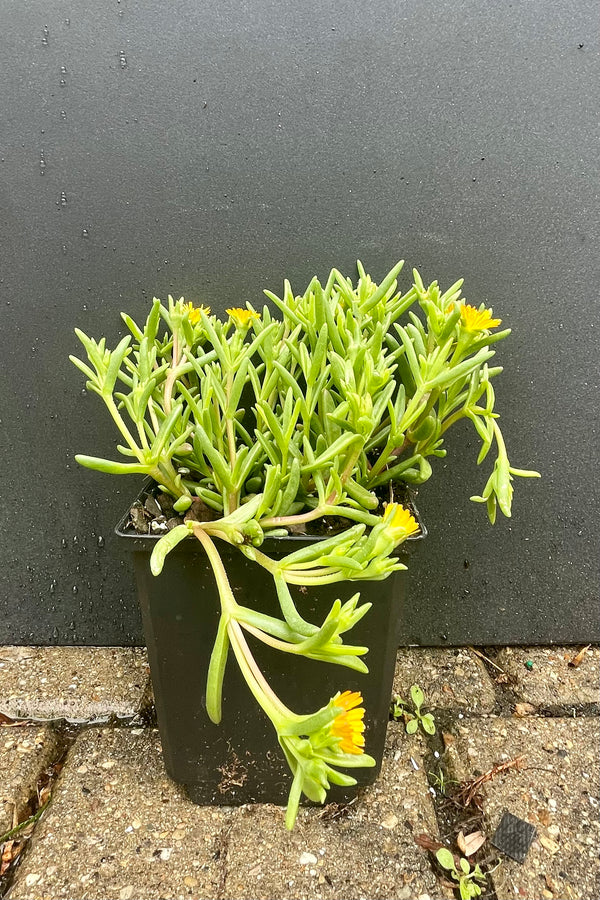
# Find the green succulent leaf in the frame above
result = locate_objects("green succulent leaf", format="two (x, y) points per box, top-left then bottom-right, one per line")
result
(149, 523), (193, 576)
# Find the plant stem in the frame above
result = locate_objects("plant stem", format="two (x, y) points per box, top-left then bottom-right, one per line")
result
(228, 619), (293, 721)
(0, 801), (49, 843)
(439, 409), (467, 435)
(192, 528), (294, 724)
(239, 621), (306, 654)
(104, 396), (142, 458)
(260, 504), (379, 531)
(260, 506), (327, 529)
(147, 396), (160, 433)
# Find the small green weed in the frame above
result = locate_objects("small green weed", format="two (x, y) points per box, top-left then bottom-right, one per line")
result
(390, 684), (436, 735)
(435, 848), (487, 899)
(427, 766), (458, 795)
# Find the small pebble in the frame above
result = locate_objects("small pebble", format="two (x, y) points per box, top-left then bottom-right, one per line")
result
(299, 852), (317, 865)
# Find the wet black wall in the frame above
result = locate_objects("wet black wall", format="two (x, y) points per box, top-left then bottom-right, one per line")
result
(1, 1), (598, 645)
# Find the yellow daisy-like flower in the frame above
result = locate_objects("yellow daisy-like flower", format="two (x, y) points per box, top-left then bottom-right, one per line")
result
(184, 302), (211, 325)
(330, 691), (366, 755)
(460, 304), (501, 333)
(226, 307), (260, 328)
(383, 502), (420, 539)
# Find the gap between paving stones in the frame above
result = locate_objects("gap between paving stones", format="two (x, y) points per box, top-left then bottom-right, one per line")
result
(0, 726), (75, 898)
(0, 649), (151, 724)
(2, 646), (597, 900)
(391, 646), (599, 900)
(7, 727), (443, 900)
(464, 647), (600, 720)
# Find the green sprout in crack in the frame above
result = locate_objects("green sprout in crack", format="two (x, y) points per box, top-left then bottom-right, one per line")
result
(390, 684), (436, 735)
(435, 848), (487, 900)
(427, 767), (458, 796)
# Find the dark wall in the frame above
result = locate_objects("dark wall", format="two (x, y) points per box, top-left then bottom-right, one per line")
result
(1, 0), (598, 646)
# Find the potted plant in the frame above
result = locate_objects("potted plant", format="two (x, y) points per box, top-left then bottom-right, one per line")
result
(71, 260), (538, 828)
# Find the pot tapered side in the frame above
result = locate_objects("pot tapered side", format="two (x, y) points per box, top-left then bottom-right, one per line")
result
(130, 535), (408, 806)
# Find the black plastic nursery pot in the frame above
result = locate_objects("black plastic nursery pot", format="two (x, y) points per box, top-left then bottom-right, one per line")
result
(116, 491), (425, 806)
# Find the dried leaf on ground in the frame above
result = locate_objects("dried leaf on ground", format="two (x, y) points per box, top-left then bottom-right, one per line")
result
(0, 712), (32, 728)
(0, 840), (22, 876)
(455, 755), (526, 807)
(414, 833), (464, 873)
(469, 647), (509, 676)
(457, 829), (486, 856)
(514, 702), (536, 717)
(568, 645), (591, 668)
(414, 832), (444, 854)
(37, 783), (52, 807)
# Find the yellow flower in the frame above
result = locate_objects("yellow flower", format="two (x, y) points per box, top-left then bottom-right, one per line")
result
(383, 503), (420, 539)
(330, 691), (366, 754)
(226, 307), (260, 328)
(184, 302), (210, 325)
(460, 304), (501, 332)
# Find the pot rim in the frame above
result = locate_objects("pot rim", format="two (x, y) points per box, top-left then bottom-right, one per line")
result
(114, 480), (427, 549)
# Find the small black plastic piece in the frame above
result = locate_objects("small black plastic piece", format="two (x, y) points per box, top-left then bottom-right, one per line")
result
(491, 810), (537, 863)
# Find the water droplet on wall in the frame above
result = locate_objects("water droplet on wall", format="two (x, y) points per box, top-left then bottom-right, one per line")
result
(60, 109), (67, 121)
(119, 49), (128, 69)
(39, 149), (46, 175)
(42, 25), (49, 46)
(82, 228), (90, 239)
(60, 191), (67, 207)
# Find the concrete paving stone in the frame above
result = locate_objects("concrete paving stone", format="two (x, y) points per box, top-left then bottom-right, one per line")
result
(0, 647), (149, 721)
(394, 648), (496, 714)
(449, 716), (600, 900)
(223, 722), (446, 900)
(10, 724), (448, 900)
(9, 728), (230, 900)
(0, 727), (59, 834)
(495, 646), (600, 708)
